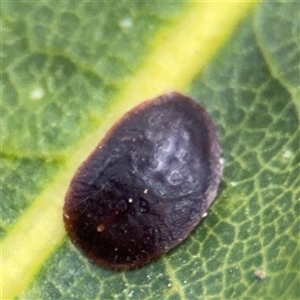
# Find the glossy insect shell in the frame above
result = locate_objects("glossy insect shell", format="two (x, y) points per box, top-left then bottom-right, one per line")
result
(63, 92), (222, 270)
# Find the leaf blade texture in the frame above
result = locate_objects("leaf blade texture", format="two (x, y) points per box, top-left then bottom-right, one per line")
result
(1, 1), (299, 299)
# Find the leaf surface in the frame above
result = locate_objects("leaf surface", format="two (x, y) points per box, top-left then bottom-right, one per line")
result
(1, 1), (299, 300)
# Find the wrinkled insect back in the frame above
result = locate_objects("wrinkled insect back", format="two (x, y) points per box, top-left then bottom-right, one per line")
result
(63, 92), (222, 270)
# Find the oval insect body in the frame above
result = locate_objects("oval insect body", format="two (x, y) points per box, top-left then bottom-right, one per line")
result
(63, 92), (222, 270)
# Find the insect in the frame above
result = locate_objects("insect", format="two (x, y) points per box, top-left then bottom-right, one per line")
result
(63, 92), (222, 270)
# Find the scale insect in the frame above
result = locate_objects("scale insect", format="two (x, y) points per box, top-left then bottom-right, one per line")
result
(63, 92), (222, 270)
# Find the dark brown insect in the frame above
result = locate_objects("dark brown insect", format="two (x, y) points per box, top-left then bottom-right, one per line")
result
(63, 92), (222, 270)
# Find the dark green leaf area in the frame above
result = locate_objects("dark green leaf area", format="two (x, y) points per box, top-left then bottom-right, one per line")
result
(19, 8), (299, 300)
(0, 156), (60, 240)
(190, 16), (299, 300)
(255, 1), (300, 95)
(2, 1), (187, 157)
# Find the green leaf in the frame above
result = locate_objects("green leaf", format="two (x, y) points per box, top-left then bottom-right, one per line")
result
(255, 1), (300, 112)
(2, 1), (299, 300)
(1, 1), (186, 158)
